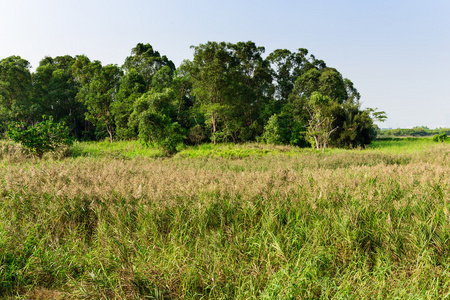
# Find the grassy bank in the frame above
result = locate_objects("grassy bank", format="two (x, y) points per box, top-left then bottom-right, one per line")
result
(1, 139), (450, 299)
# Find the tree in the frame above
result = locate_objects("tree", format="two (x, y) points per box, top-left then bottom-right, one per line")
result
(292, 68), (321, 100)
(267, 49), (294, 103)
(305, 92), (338, 152)
(6, 116), (73, 159)
(266, 48), (312, 103)
(317, 68), (348, 103)
(71, 55), (102, 86)
(284, 60), (380, 149)
(187, 42), (234, 144)
(70, 55), (103, 140)
(83, 64), (123, 142)
(123, 43), (175, 88)
(171, 63), (195, 129)
(0, 56), (34, 132)
(0, 41), (384, 149)
(262, 113), (293, 145)
(329, 103), (377, 148)
(111, 69), (146, 139)
(129, 89), (185, 155)
(32, 55), (86, 138)
(267, 48), (326, 104)
(187, 41), (273, 143)
(226, 41), (272, 141)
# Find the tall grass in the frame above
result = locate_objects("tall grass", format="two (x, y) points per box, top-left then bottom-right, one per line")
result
(1, 139), (450, 298)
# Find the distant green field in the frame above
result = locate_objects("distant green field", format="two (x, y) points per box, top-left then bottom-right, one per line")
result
(1, 138), (450, 299)
(367, 137), (436, 153)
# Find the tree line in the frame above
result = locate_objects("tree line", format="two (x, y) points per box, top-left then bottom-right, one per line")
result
(0, 42), (385, 153)
(378, 127), (450, 138)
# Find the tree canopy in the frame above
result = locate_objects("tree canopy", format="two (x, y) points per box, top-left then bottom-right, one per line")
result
(0, 42), (385, 152)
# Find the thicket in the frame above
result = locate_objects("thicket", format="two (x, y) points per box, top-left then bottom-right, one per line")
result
(0, 42), (384, 153)
(6, 116), (73, 159)
(432, 133), (449, 142)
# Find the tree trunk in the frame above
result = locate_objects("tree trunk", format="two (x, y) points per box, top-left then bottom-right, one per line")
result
(211, 114), (217, 145)
(107, 126), (114, 143)
(314, 136), (319, 151)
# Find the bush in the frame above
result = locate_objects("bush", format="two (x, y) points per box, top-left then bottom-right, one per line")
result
(137, 112), (185, 156)
(432, 133), (449, 143)
(262, 113), (307, 146)
(6, 116), (74, 159)
(187, 124), (207, 145)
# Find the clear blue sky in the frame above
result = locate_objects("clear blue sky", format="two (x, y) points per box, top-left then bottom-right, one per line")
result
(1, 0), (449, 129)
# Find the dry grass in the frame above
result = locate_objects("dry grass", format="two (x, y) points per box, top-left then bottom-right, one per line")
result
(1, 140), (450, 299)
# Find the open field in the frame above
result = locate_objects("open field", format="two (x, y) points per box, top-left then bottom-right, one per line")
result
(1, 139), (450, 299)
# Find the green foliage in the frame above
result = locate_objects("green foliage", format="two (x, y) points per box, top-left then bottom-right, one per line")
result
(32, 55), (88, 139)
(122, 43), (175, 88)
(82, 64), (123, 142)
(262, 113), (300, 145)
(130, 89), (186, 155)
(6, 116), (73, 159)
(188, 41), (273, 143)
(432, 133), (449, 142)
(138, 111), (185, 155)
(330, 102), (379, 148)
(378, 127), (450, 138)
(0, 56), (34, 132)
(187, 124), (207, 145)
(304, 92), (338, 152)
(0, 41), (385, 151)
(111, 69), (146, 140)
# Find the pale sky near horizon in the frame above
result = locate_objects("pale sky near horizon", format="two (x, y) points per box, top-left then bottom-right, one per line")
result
(1, 0), (449, 129)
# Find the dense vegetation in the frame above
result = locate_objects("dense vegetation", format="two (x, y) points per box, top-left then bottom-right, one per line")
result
(1, 138), (450, 299)
(378, 127), (450, 138)
(0, 42), (384, 154)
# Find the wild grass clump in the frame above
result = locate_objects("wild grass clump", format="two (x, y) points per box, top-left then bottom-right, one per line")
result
(0, 140), (29, 162)
(1, 139), (450, 298)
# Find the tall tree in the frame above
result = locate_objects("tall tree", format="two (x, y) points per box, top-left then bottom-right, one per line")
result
(123, 43), (175, 88)
(305, 92), (338, 152)
(227, 41), (272, 141)
(291, 66), (356, 104)
(71, 55), (102, 87)
(0, 56), (34, 131)
(171, 63), (194, 130)
(187, 41), (273, 143)
(266, 48), (323, 103)
(187, 42), (235, 144)
(317, 68), (348, 103)
(111, 69), (146, 139)
(83, 64), (123, 142)
(32, 55), (87, 138)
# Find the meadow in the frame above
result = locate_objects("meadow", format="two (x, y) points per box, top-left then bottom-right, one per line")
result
(1, 138), (450, 299)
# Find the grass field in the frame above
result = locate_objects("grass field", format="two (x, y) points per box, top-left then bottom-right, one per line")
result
(1, 138), (450, 299)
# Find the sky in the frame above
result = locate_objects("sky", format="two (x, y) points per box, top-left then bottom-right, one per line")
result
(1, 0), (449, 129)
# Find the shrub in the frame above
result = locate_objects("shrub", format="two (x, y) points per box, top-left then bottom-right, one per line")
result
(6, 116), (74, 159)
(187, 124), (207, 145)
(262, 114), (293, 145)
(432, 133), (449, 143)
(137, 111), (185, 156)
